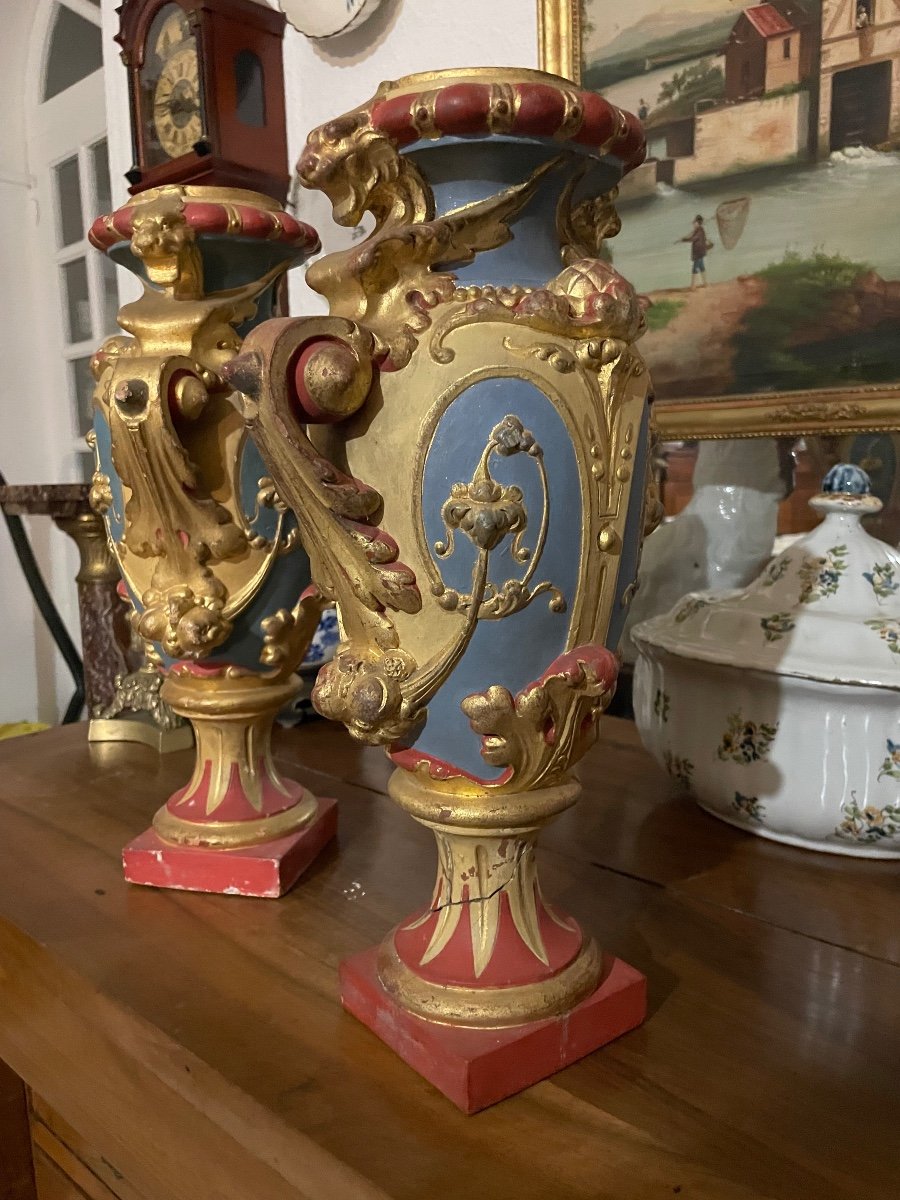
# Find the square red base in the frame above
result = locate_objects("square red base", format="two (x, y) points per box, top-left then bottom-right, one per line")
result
(340, 946), (647, 1113)
(122, 796), (338, 898)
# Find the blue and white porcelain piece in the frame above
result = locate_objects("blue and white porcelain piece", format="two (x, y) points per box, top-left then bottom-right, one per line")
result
(301, 607), (340, 672)
(822, 462), (870, 494)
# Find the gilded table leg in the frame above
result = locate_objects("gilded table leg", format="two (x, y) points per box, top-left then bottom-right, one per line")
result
(52, 511), (132, 714)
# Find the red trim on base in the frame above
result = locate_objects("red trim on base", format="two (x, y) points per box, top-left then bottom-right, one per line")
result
(165, 759), (306, 824)
(122, 796), (338, 898)
(393, 893), (583, 988)
(339, 946), (647, 1113)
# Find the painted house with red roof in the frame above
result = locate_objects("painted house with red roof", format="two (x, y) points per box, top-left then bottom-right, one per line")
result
(724, 3), (812, 100)
(629, 0), (900, 191)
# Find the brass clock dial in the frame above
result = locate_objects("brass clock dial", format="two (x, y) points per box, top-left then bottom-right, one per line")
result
(153, 46), (202, 158)
(136, 4), (203, 169)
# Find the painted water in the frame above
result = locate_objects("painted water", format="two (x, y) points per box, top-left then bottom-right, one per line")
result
(611, 147), (900, 294)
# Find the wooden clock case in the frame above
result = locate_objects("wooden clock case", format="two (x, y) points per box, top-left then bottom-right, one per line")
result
(117, 0), (290, 202)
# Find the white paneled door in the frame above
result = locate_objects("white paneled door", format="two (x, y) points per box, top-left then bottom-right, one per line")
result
(30, 0), (118, 479)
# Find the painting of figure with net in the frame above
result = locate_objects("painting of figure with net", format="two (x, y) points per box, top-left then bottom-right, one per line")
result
(581, 0), (900, 400)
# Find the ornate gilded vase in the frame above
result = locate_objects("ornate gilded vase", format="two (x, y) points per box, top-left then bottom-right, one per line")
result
(87, 185), (337, 897)
(230, 69), (657, 1107)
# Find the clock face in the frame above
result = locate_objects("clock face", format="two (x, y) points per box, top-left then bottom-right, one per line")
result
(139, 4), (203, 167)
(154, 46), (202, 158)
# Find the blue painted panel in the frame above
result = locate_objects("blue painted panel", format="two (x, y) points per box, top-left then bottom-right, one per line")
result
(404, 138), (621, 290)
(205, 542), (313, 671)
(92, 413), (125, 544)
(200, 432), (313, 671)
(413, 376), (580, 778)
(240, 432), (287, 542)
(109, 236), (296, 306)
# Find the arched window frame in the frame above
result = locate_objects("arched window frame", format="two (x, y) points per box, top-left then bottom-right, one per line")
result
(27, 0), (119, 475)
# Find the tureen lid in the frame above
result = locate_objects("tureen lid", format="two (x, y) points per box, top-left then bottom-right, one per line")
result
(631, 465), (900, 689)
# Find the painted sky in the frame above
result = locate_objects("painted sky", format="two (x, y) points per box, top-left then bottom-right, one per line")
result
(582, 0), (745, 61)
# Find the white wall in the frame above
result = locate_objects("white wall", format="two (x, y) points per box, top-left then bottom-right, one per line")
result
(285, 0), (538, 136)
(0, 2), (40, 725)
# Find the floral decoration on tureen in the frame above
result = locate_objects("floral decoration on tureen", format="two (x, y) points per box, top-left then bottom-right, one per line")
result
(632, 464), (900, 857)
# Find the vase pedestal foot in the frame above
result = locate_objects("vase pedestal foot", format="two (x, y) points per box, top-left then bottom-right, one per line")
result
(123, 794), (338, 898)
(121, 670), (337, 896)
(340, 946), (646, 1113)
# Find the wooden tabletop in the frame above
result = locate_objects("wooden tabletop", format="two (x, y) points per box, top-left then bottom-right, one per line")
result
(0, 717), (896, 1200)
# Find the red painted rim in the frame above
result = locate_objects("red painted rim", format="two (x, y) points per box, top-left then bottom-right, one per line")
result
(88, 201), (320, 256)
(366, 80), (645, 175)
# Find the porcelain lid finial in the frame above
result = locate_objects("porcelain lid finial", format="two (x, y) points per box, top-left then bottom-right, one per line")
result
(811, 463), (882, 519)
(823, 463), (871, 495)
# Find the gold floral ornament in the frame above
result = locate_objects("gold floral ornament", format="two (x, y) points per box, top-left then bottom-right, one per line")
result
(94, 643), (181, 731)
(231, 344), (571, 747)
(259, 598), (325, 673)
(556, 179), (622, 265)
(432, 415), (565, 620)
(298, 108), (566, 371)
(438, 474), (526, 556)
(87, 469), (114, 517)
(128, 193), (204, 295)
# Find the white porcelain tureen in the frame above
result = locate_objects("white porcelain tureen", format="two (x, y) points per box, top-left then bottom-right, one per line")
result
(632, 464), (900, 857)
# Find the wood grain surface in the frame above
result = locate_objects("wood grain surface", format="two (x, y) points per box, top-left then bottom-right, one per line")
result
(0, 718), (896, 1200)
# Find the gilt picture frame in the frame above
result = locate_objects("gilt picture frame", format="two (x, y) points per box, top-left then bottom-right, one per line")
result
(538, 0), (900, 439)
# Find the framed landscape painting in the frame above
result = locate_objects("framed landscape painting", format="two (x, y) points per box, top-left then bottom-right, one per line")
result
(539, 0), (900, 437)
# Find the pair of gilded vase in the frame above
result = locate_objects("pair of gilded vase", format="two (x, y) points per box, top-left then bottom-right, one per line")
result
(87, 68), (656, 1111)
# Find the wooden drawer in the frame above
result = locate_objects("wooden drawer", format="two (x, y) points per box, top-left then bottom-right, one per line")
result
(28, 1092), (147, 1200)
(33, 1148), (94, 1200)
(0, 1059), (35, 1200)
